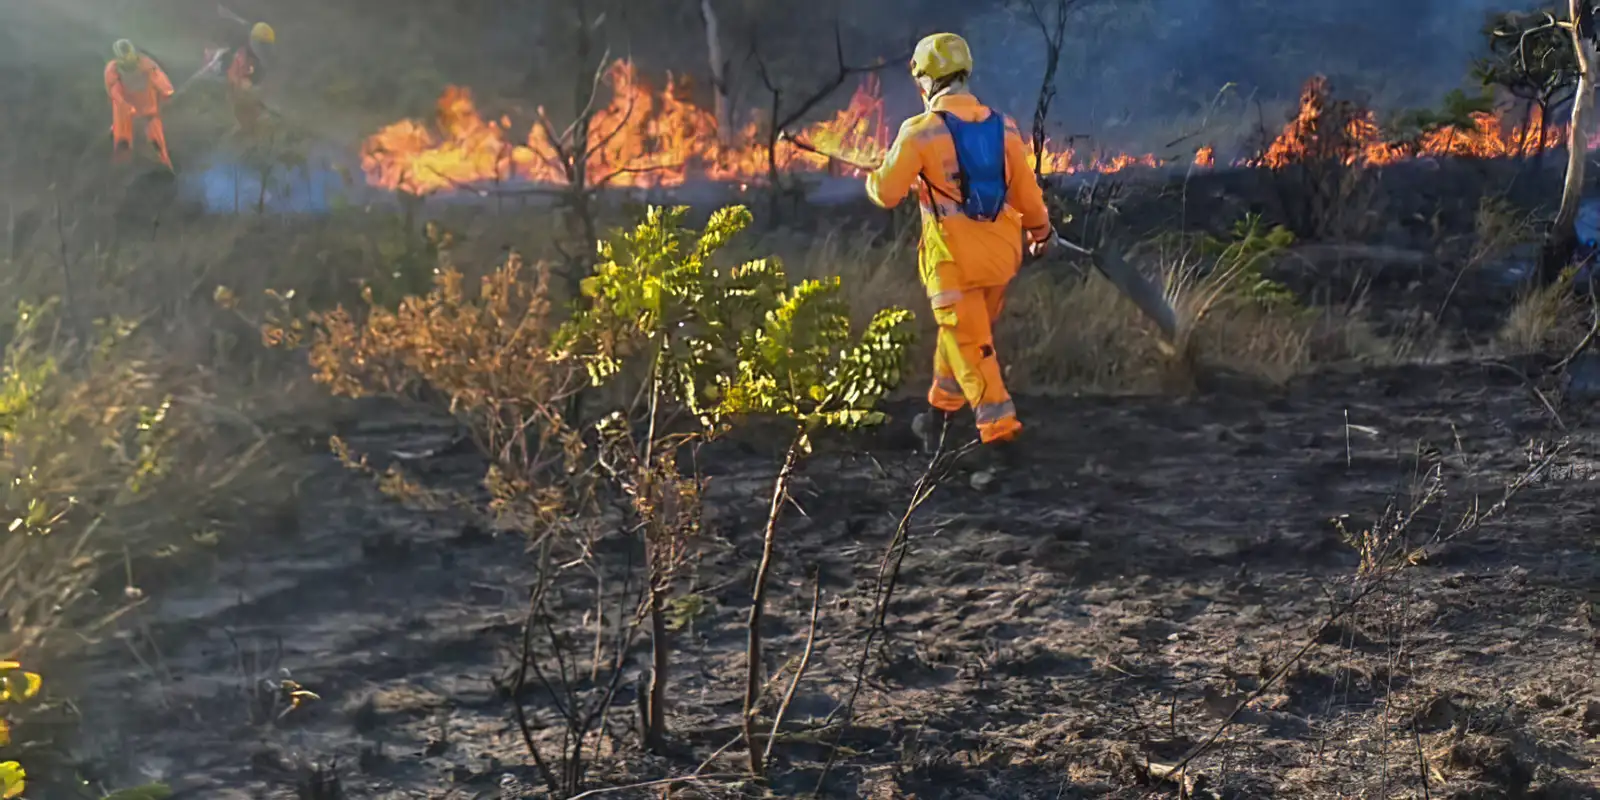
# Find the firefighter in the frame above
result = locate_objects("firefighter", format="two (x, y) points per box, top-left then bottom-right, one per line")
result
(105, 39), (175, 169)
(194, 19), (274, 133)
(226, 22), (274, 133)
(864, 32), (1054, 461)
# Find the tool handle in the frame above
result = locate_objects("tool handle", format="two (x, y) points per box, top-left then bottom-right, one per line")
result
(1048, 232), (1094, 257)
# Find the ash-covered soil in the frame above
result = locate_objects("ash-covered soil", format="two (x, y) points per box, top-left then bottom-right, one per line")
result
(66, 359), (1600, 799)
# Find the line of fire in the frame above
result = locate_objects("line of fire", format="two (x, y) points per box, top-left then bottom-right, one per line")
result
(359, 64), (1600, 197)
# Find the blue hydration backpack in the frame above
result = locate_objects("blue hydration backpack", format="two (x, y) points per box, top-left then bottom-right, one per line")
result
(933, 110), (1009, 222)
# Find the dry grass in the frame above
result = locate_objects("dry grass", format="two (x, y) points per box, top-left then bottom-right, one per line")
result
(765, 223), (1388, 395)
(1497, 273), (1590, 355)
(1470, 195), (1540, 267)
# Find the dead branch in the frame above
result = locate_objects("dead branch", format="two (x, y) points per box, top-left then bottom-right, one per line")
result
(565, 773), (743, 799)
(508, 541), (562, 794)
(750, 22), (908, 220)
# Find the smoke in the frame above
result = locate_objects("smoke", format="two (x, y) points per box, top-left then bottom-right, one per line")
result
(953, 0), (1540, 153)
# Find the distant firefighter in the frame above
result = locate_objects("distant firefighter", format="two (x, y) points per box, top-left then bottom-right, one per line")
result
(105, 39), (175, 169)
(193, 15), (275, 134)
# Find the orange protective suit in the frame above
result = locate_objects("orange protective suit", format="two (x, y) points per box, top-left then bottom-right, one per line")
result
(866, 92), (1053, 444)
(105, 56), (174, 169)
(226, 47), (265, 133)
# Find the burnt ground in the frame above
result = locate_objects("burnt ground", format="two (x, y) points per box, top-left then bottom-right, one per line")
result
(62, 358), (1600, 799)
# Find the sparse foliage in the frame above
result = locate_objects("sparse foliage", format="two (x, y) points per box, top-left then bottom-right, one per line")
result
(1, 300), (184, 655)
(0, 660), (168, 799)
(285, 203), (912, 786)
(559, 205), (915, 435)
(1474, 9), (1579, 160)
(558, 205), (913, 767)
(0, 660), (43, 799)
(1190, 213), (1299, 310)
(1387, 89), (1497, 155)
(292, 246), (583, 529)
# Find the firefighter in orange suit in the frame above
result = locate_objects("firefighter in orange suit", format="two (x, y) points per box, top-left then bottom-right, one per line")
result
(105, 40), (175, 169)
(225, 22), (274, 133)
(865, 32), (1054, 457)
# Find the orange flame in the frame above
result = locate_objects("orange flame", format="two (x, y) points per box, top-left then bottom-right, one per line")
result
(360, 67), (1583, 196)
(360, 60), (1178, 194)
(1255, 75), (1586, 169)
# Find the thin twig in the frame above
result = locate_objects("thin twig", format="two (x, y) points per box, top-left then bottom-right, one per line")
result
(509, 541), (562, 794)
(1484, 360), (1566, 431)
(763, 565), (823, 766)
(743, 430), (804, 776)
(566, 773), (742, 799)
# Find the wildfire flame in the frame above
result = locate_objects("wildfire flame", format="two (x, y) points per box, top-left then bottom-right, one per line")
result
(360, 67), (1586, 196)
(1256, 75), (1595, 169)
(360, 60), (1180, 195)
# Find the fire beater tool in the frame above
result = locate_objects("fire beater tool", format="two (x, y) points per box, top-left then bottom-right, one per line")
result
(1041, 232), (1177, 342)
(779, 131), (1179, 342)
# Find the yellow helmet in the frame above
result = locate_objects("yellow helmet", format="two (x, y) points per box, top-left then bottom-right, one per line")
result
(251, 22), (275, 44)
(112, 39), (138, 65)
(910, 33), (973, 81)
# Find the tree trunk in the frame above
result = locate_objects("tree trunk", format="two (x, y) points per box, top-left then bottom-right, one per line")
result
(1519, 98), (1534, 159)
(699, 0), (732, 147)
(1540, 3), (1598, 285)
(742, 432), (802, 777)
(645, 582), (669, 751)
(1536, 99), (1550, 170)
(765, 93), (782, 224)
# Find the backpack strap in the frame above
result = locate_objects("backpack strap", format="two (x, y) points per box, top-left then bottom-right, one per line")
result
(915, 111), (971, 220)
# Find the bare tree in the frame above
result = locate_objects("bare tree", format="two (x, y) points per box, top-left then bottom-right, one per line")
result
(543, 0), (610, 298)
(1024, 0), (1080, 181)
(1538, 0), (1600, 284)
(749, 23), (906, 223)
(700, 0), (734, 146)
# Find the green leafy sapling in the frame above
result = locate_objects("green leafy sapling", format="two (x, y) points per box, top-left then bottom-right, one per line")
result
(558, 204), (914, 772)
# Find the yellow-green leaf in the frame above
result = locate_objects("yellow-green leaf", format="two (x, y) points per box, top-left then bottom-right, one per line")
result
(0, 761), (24, 798)
(0, 719), (10, 747)
(0, 671), (40, 703)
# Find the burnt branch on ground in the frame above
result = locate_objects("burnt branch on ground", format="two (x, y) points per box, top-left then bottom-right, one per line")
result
(502, 531), (650, 796)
